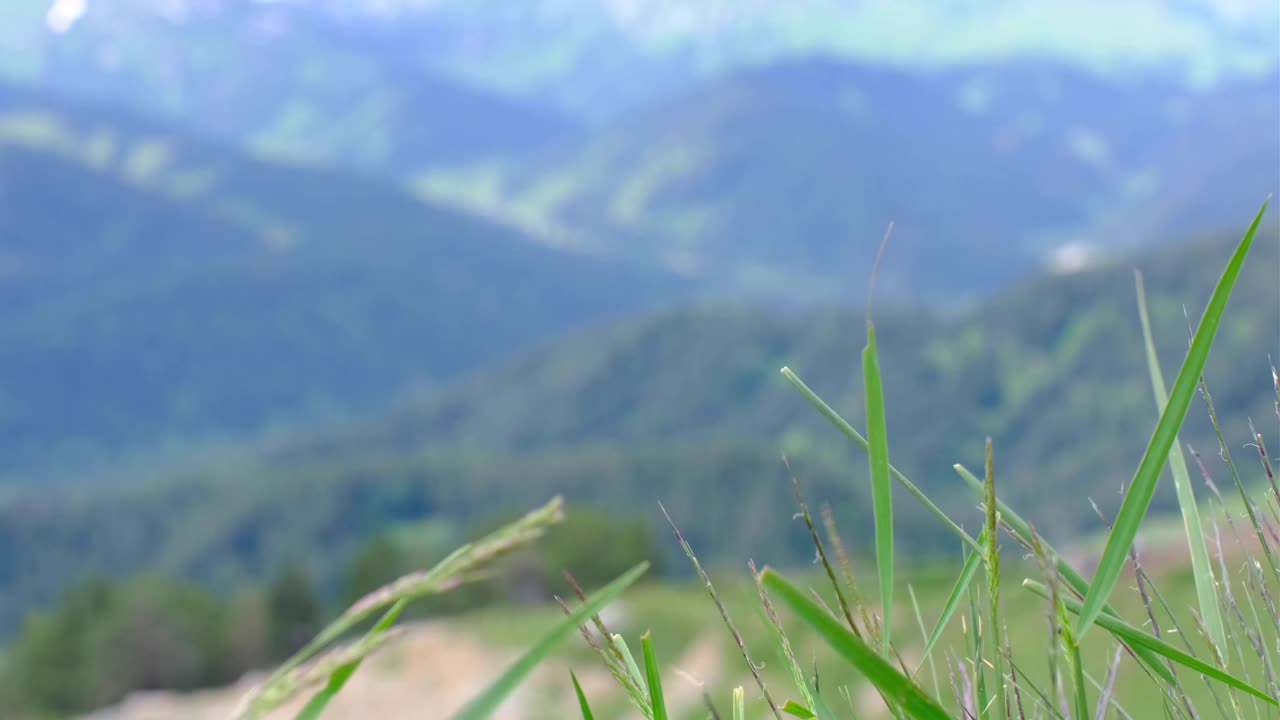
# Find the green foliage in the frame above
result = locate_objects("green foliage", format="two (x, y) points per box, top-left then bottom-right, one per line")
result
(0, 93), (684, 483)
(343, 535), (405, 608)
(452, 563), (648, 720)
(239, 497), (571, 719)
(1078, 200), (1267, 638)
(6, 576), (237, 715)
(760, 568), (950, 720)
(861, 322), (894, 657)
(556, 204), (1279, 720)
(1135, 268), (1225, 653)
(570, 671), (594, 719)
(427, 61), (1278, 303)
(0, 225), (1276, 639)
(267, 562), (323, 660)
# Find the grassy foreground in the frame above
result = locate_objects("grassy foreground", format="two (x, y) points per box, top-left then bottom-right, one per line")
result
(236, 200), (1277, 719)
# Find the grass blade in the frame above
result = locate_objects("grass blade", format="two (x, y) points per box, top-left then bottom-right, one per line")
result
(661, 503), (784, 719)
(734, 687), (746, 720)
(751, 559), (821, 715)
(293, 601), (407, 720)
(613, 635), (647, 697)
(571, 671), (595, 720)
(452, 562), (649, 720)
(864, 322), (895, 656)
(760, 567), (950, 720)
(909, 585), (941, 699)
(780, 367), (981, 555)
(641, 632), (669, 720)
(918, 534), (983, 676)
(1077, 199), (1269, 637)
(1023, 579), (1276, 705)
(952, 464), (1174, 687)
(782, 700), (818, 718)
(983, 439), (1007, 720)
(1135, 269), (1226, 654)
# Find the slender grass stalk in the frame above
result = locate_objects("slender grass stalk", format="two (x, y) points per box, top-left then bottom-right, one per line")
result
(570, 672), (595, 720)
(703, 691), (725, 720)
(1195, 371), (1280, 581)
(787, 458), (862, 639)
(733, 687), (746, 720)
(1061, 618), (1088, 720)
(293, 600), (407, 720)
(1189, 607), (1245, 718)
(1078, 199), (1269, 638)
(236, 497), (567, 720)
(821, 504), (881, 644)
(750, 559), (821, 716)
(554, 592), (652, 716)
(1092, 647), (1124, 720)
(864, 324), (895, 656)
(761, 567), (949, 720)
(1025, 523), (1066, 718)
(780, 367), (981, 554)
(1135, 269), (1226, 654)
(641, 632), (669, 720)
(954, 464), (1179, 686)
(1003, 633), (1027, 720)
(1023, 580), (1276, 704)
(982, 438), (1007, 720)
(660, 503), (784, 719)
(453, 562), (648, 720)
(1006, 655), (1064, 720)
(966, 586), (988, 719)
(918, 534), (983, 679)
(612, 635), (646, 695)
(908, 585), (942, 698)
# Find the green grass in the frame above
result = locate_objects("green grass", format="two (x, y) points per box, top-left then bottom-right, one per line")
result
(236, 201), (1277, 718)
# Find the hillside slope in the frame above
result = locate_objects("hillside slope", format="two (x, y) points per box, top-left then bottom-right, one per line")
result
(284, 222), (1280, 521)
(0, 1), (579, 174)
(420, 60), (1280, 301)
(0, 221), (1272, 635)
(0, 88), (688, 481)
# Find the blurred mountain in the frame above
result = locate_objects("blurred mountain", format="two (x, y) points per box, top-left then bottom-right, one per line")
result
(272, 221), (1279, 515)
(1, 0), (581, 174)
(419, 60), (1280, 301)
(5, 4), (1275, 304)
(1, 219), (1273, 633)
(0, 84), (687, 481)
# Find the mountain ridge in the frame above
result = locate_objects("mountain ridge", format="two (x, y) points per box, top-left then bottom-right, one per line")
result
(0, 85), (690, 482)
(416, 57), (1279, 302)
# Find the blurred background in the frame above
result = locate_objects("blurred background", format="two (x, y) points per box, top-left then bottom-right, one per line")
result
(0, 1), (1277, 716)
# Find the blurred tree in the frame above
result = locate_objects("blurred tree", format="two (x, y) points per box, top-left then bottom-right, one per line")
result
(97, 576), (230, 699)
(266, 562), (322, 660)
(343, 533), (405, 608)
(539, 505), (663, 592)
(226, 587), (271, 674)
(6, 575), (234, 715)
(9, 579), (115, 714)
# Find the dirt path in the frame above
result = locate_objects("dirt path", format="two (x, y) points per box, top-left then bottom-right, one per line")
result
(83, 620), (617, 720)
(82, 616), (736, 720)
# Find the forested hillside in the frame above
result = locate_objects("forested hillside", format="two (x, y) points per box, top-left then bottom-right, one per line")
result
(0, 2), (579, 172)
(419, 60), (1280, 301)
(6, 2), (1276, 304)
(0, 221), (1272, 635)
(0, 86), (687, 481)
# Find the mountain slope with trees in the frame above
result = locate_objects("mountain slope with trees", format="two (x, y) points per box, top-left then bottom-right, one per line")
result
(420, 59), (1279, 301)
(0, 221), (1272, 637)
(0, 86), (688, 482)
